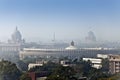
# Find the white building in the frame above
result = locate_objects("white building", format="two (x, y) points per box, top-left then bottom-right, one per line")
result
(97, 54), (108, 59)
(83, 58), (102, 69)
(28, 63), (43, 70)
(60, 60), (76, 67)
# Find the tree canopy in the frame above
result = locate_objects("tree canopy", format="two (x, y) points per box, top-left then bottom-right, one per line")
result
(46, 66), (76, 80)
(19, 73), (32, 80)
(0, 60), (21, 80)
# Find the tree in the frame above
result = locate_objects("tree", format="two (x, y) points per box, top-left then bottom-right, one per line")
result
(46, 66), (76, 80)
(101, 59), (109, 72)
(16, 60), (28, 71)
(19, 73), (32, 80)
(0, 60), (21, 80)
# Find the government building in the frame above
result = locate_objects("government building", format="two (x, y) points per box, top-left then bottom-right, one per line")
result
(0, 27), (25, 61)
(19, 41), (120, 60)
(0, 27), (25, 52)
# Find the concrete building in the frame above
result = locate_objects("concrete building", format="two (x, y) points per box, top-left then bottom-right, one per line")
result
(0, 43), (21, 52)
(96, 54), (120, 74)
(19, 41), (84, 60)
(83, 58), (102, 69)
(108, 54), (120, 74)
(97, 54), (108, 59)
(28, 63), (43, 70)
(28, 60), (48, 70)
(19, 42), (120, 60)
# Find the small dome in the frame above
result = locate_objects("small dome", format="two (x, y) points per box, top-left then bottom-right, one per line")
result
(65, 41), (78, 50)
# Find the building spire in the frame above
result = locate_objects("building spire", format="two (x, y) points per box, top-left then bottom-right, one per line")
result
(16, 26), (18, 31)
(52, 32), (55, 42)
(54, 32), (55, 41)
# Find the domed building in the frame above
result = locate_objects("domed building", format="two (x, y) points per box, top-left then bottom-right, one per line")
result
(11, 27), (23, 43)
(65, 41), (78, 50)
(85, 31), (96, 42)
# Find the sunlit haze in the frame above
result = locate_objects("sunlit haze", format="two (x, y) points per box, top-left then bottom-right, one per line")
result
(0, 0), (120, 42)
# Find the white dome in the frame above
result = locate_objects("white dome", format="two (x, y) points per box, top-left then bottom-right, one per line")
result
(65, 41), (78, 50)
(65, 46), (78, 50)
(11, 27), (22, 43)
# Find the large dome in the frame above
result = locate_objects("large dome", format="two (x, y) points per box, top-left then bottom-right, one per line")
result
(85, 31), (96, 42)
(11, 27), (22, 43)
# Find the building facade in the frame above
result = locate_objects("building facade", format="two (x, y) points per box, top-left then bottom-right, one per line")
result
(109, 54), (120, 74)
(83, 58), (102, 69)
(19, 42), (120, 60)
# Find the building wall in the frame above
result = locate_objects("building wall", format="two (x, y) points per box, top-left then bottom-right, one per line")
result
(28, 63), (43, 70)
(0, 43), (21, 52)
(108, 54), (120, 74)
(109, 59), (120, 74)
(83, 58), (102, 69)
(97, 54), (108, 59)
(19, 48), (120, 60)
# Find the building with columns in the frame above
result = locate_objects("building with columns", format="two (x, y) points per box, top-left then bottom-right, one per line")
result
(0, 27), (25, 61)
(19, 41), (120, 60)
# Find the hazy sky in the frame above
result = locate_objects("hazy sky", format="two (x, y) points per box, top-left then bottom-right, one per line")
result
(0, 0), (120, 42)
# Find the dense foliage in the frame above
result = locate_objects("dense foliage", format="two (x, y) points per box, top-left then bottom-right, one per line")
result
(46, 66), (76, 80)
(19, 73), (32, 80)
(0, 60), (21, 80)
(16, 60), (28, 71)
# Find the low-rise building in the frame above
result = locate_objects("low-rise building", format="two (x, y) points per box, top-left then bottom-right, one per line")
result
(97, 54), (108, 59)
(28, 63), (43, 70)
(60, 60), (76, 67)
(83, 58), (102, 69)
(108, 54), (120, 74)
(97, 54), (120, 74)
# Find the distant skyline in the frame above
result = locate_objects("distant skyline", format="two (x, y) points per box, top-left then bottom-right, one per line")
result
(0, 0), (120, 42)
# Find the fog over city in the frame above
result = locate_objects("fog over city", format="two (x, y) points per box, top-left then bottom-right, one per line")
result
(0, 0), (120, 80)
(0, 0), (120, 42)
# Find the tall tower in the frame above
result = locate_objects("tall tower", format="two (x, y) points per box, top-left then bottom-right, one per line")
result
(52, 32), (56, 42)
